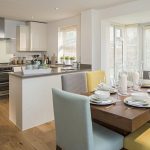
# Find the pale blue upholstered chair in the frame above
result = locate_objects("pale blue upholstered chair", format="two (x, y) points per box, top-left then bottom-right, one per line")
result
(52, 88), (123, 150)
(61, 72), (88, 94)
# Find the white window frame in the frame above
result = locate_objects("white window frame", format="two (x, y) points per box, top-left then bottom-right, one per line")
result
(58, 25), (78, 63)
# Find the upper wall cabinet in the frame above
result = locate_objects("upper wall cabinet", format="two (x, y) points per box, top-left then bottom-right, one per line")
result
(28, 22), (48, 51)
(5, 20), (25, 39)
(16, 25), (29, 51)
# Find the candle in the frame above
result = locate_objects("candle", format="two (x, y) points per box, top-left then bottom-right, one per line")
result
(120, 73), (127, 94)
(133, 72), (139, 90)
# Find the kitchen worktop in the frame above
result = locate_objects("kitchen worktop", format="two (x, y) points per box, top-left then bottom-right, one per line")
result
(9, 67), (91, 78)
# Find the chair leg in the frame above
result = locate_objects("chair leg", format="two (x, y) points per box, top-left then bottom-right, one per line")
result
(56, 145), (62, 150)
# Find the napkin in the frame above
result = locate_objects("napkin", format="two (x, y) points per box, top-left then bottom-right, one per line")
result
(120, 73), (127, 94)
(97, 83), (111, 91)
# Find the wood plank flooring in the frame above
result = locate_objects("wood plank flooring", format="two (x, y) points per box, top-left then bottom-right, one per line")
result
(0, 97), (56, 150)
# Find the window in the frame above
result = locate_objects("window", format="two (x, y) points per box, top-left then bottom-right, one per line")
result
(109, 25), (139, 79)
(109, 26), (115, 78)
(58, 26), (77, 62)
(124, 25), (139, 71)
(109, 25), (124, 79)
(143, 26), (150, 70)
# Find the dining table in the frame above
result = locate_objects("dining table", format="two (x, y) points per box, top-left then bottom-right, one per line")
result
(83, 88), (150, 135)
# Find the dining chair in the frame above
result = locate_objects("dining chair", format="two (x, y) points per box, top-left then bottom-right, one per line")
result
(61, 72), (88, 94)
(86, 70), (106, 92)
(52, 88), (123, 150)
(124, 123), (150, 150)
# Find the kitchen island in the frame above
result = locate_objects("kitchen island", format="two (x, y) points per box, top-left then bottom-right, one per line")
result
(9, 67), (90, 130)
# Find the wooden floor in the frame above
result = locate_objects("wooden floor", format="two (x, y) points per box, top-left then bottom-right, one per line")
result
(0, 97), (56, 150)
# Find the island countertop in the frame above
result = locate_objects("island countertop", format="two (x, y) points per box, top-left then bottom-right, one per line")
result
(9, 67), (91, 79)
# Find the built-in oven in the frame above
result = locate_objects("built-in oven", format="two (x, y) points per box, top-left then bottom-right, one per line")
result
(0, 67), (13, 97)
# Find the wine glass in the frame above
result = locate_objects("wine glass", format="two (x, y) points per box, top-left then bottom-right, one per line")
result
(148, 72), (150, 79)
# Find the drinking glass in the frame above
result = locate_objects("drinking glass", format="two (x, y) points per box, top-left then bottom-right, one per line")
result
(148, 72), (150, 79)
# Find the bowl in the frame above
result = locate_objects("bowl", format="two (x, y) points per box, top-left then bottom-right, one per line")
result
(131, 92), (149, 101)
(98, 83), (110, 91)
(94, 91), (110, 99)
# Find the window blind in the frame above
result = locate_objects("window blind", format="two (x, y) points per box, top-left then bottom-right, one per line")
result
(58, 25), (77, 61)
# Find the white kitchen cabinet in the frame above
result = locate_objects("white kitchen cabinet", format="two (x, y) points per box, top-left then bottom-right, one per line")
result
(9, 74), (62, 130)
(16, 25), (29, 51)
(28, 22), (48, 51)
(5, 20), (25, 39)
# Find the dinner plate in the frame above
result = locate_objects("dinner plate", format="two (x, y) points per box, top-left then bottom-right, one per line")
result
(95, 88), (117, 94)
(124, 97), (150, 108)
(89, 95), (115, 105)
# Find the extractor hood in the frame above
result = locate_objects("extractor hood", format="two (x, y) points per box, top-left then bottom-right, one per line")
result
(0, 18), (11, 40)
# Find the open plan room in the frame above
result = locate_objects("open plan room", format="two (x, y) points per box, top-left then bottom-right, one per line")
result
(0, 0), (150, 150)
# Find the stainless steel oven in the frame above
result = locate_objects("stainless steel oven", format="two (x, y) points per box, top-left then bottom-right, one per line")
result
(0, 67), (13, 96)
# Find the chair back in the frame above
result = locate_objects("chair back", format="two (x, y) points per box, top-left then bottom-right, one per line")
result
(61, 72), (88, 94)
(87, 70), (106, 92)
(52, 88), (94, 150)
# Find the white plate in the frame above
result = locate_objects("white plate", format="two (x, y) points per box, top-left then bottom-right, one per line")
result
(89, 95), (115, 105)
(90, 95), (109, 101)
(124, 97), (150, 108)
(95, 88), (117, 94)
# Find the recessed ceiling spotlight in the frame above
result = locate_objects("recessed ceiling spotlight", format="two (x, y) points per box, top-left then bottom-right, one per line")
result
(55, 8), (59, 10)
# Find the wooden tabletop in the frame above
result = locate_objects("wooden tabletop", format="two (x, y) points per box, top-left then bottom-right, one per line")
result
(84, 90), (150, 134)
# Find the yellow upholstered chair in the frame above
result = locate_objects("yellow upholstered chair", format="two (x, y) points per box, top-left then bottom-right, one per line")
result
(124, 123), (150, 150)
(86, 70), (106, 92)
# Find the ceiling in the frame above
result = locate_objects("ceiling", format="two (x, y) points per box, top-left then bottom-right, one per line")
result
(0, 0), (136, 22)
(110, 10), (150, 24)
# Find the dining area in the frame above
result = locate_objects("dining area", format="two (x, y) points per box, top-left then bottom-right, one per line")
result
(52, 70), (150, 150)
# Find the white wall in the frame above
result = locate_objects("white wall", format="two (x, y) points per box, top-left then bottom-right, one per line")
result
(48, 15), (81, 61)
(0, 41), (13, 63)
(81, 10), (92, 65)
(81, 10), (101, 68)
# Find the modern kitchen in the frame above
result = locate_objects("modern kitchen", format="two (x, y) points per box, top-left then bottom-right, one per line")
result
(0, 17), (91, 131)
